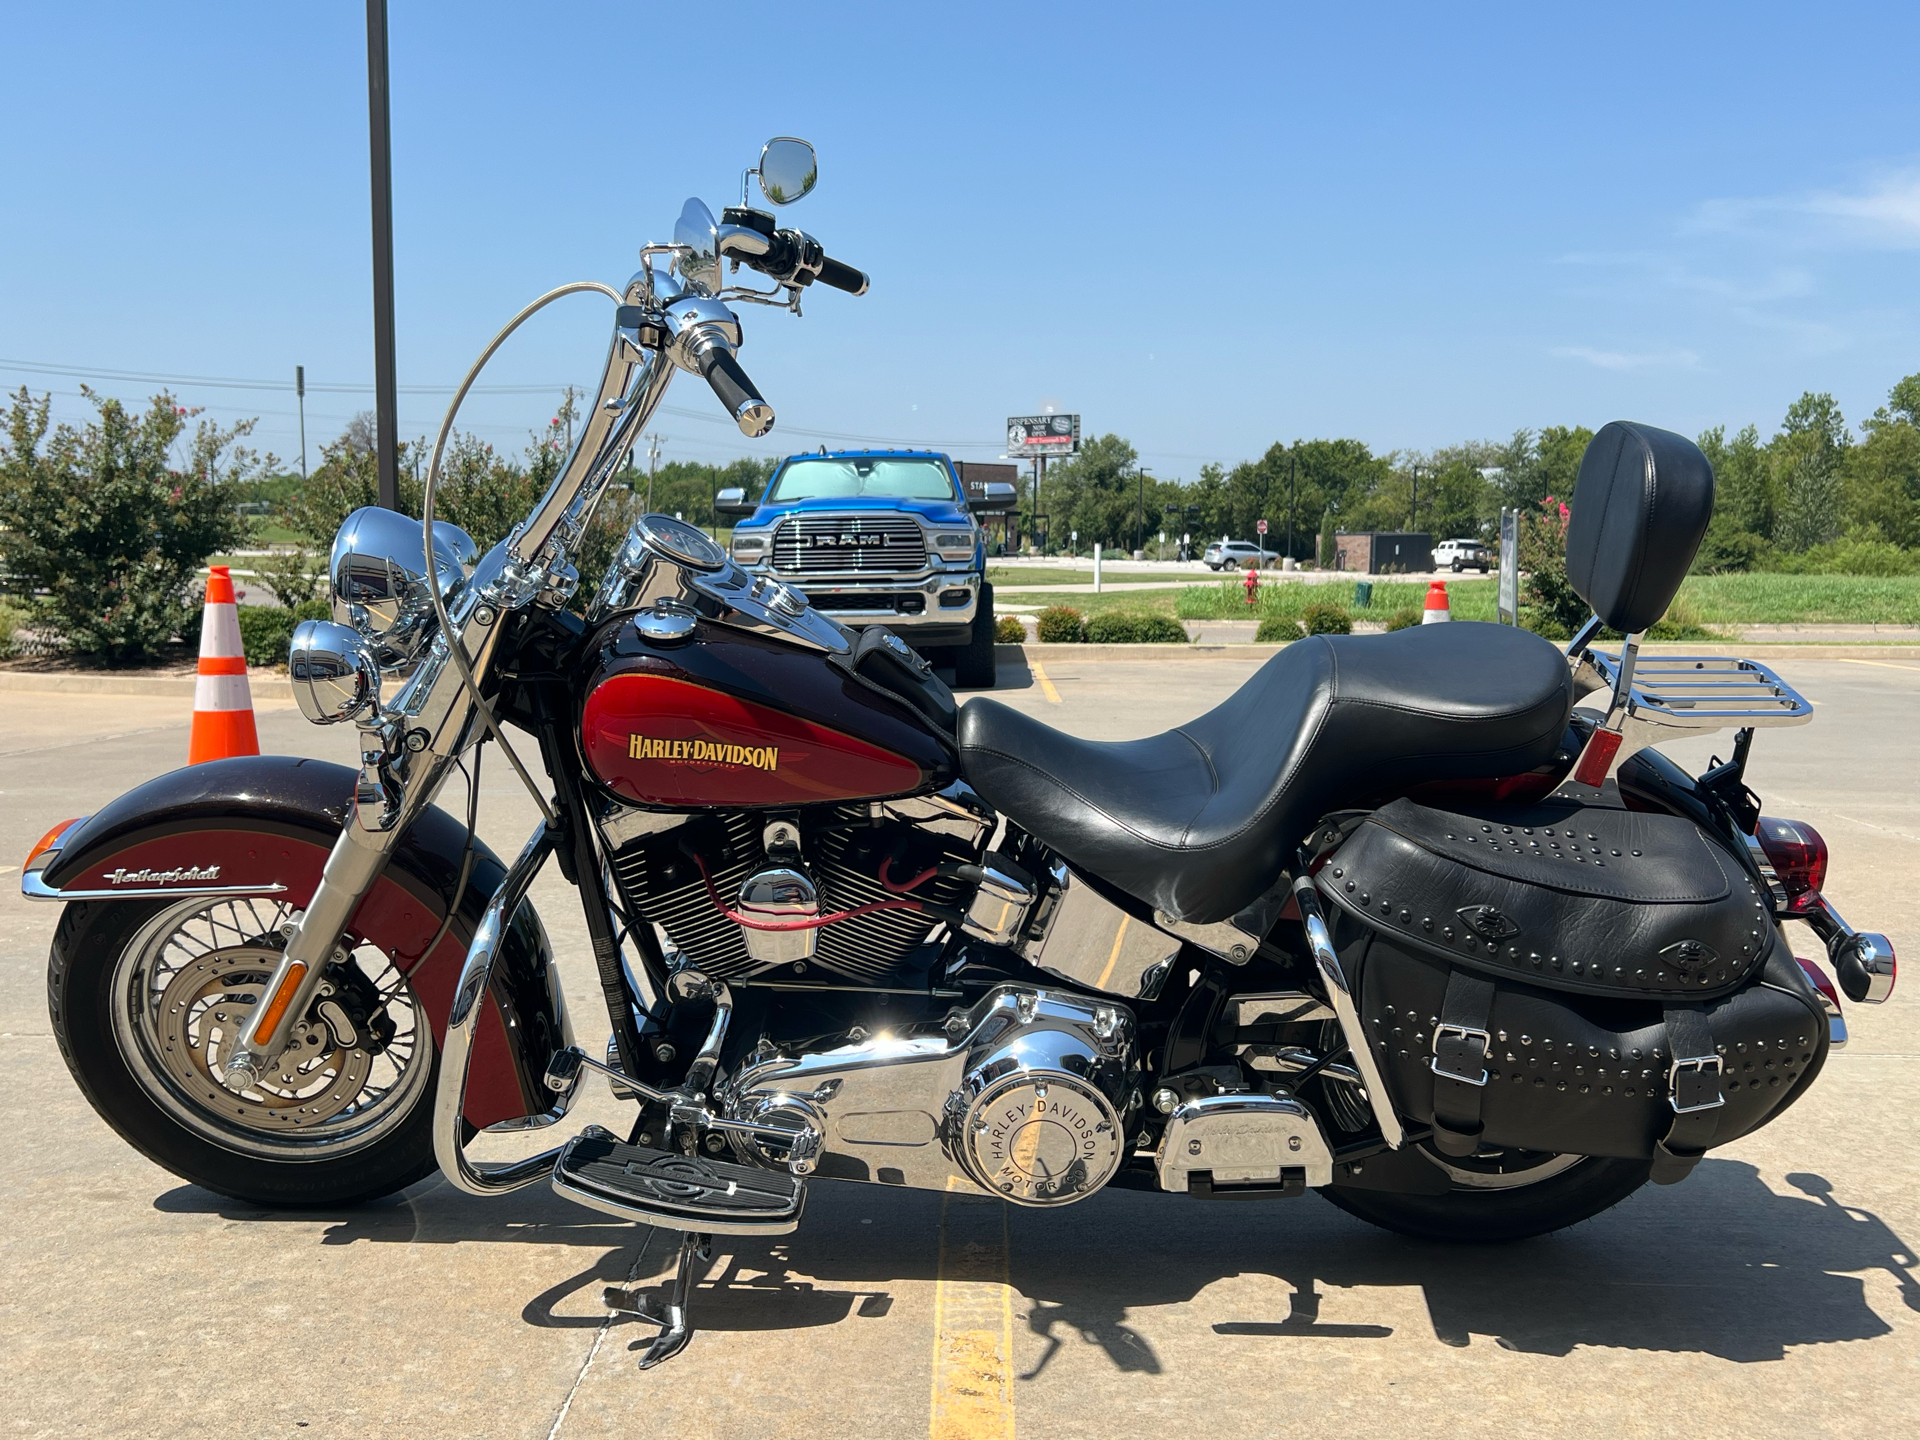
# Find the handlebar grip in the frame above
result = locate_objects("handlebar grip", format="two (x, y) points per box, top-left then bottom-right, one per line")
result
(815, 255), (870, 296)
(698, 347), (775, 438)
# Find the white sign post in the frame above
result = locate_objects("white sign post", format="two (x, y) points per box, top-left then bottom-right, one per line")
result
(1498, 508), (1520, 624)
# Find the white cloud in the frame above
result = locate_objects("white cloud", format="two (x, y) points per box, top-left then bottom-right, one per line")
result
(1687, 171), (1920, 250)
(1551, 346), (1702, 372)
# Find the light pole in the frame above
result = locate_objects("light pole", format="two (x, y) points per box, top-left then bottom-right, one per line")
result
(365, 0), (399, 511)
(295, 365), (308, 481)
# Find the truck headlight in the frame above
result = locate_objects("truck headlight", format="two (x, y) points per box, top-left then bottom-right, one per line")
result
(731, 533), (768, 562)
(930, 531), (975, 561)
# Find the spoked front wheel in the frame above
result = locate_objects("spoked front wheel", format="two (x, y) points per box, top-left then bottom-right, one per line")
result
(1321, 1142), (1652, 1242)
(49, 894), (444, 1207)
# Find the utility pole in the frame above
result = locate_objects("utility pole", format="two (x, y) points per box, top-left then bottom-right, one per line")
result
(645, 433), (663, 511)
(1286, 453), (1296, 562)
(1036, 455), (1046, 555)
(365, 0), (399, 511)
(295, 365), (308, 480)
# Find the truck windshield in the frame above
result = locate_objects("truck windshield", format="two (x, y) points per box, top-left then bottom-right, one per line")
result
(765, 456), (957, 503)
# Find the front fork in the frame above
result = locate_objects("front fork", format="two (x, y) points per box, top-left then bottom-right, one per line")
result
(217, 788), (404, 1092)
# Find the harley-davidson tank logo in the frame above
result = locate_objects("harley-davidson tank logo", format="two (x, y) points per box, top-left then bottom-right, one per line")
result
(628, 734), (779, 772)
(104, 864), (222, 886)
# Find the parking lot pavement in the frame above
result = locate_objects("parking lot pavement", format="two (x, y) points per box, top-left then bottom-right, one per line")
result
(1, 653), (1916, 1439)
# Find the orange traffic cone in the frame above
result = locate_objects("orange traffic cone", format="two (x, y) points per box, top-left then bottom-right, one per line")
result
(188, 566), (260, 763)
(1422, 580), (1451, 623)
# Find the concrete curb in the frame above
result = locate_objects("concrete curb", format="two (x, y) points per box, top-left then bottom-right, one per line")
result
(0, 669), (295, 701)
(996, 642), (1920, 664)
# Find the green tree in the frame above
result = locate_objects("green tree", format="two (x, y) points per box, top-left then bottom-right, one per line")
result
(1774, 392), (1849, 552)
(1693, 424), (1772, 571)
(1847, 372), (1920, 547)
(0, 387), (257, 661)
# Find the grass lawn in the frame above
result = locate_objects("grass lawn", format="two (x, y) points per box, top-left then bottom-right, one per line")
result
(985, 565), (1203, 588)
(1004, 573), (1920, 626)
(1677, 573), (1920, 624)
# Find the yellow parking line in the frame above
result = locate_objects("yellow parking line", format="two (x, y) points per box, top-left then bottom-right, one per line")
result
(1837, 658), (1920, 673)
(1029, 657), (1062, 705)
(928, 1184), (1014, 1440)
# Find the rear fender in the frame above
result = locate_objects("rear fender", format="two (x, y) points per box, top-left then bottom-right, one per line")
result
(31, 755), (566, 1129)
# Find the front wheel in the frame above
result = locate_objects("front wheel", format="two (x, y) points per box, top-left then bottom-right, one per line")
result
(951, 582), (997, 690)
(1321, 1143), (1652, 1242)
(49, 894), (445, 1207)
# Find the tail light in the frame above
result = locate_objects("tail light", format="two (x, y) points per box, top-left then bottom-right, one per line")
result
(1756, 815), (1827, 911)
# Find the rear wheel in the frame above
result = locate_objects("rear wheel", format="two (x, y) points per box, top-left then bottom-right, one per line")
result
(1322, 1142), (1651, 1242)
(951, 582), (997, 690)
(49, 894), (444, 1207)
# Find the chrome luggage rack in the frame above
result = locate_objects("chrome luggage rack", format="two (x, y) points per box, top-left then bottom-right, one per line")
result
(1579, 649), (1814, 735)
(1556, 620), (1814, 796)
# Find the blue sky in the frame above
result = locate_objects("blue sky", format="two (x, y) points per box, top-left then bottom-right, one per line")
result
(3, 2), (1916, 480)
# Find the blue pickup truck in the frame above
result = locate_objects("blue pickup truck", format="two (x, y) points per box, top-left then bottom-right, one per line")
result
(717, 450), (1012, 689)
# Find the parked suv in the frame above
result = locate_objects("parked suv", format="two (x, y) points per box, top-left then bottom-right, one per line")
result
(1432, 537), (1491, 573)
(719, 450), (1012, 689)
(1203, 539), (1269, 570)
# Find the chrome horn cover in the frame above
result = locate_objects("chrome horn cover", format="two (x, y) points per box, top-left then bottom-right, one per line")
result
(329, 506), (477, 667)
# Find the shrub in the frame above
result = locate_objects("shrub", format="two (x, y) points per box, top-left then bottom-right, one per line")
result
(252, 546), (330, 607)
(1256, 615), (1303, 642)
(1086, 610), (1188, 643)
(232, 597), (332, 667)
(236, 604), (297, 666)
(0, 387), (257, 662)
(1518, 495), (1589, 640)
(1035, 605), (1086, 643)
(1383, 607), (1423, 631)
(1300, 602), (1352, 635)
(0, 597), (25, 657)
(993, 614), (1027, 643)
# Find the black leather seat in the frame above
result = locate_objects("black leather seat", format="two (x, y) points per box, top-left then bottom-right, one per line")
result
(958, 622), (1574, 924)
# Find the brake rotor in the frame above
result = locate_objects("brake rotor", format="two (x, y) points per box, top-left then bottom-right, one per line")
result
(156, 946), (375, 1131)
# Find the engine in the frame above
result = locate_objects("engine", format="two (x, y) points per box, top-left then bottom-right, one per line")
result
(721, 983), (1140, 1206)
(602, 793), (988, 983)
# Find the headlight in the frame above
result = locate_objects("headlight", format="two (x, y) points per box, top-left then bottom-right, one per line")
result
(329, 507), (476, 668)
(931, 530), (976, 561)
(731, 532), (768, 561)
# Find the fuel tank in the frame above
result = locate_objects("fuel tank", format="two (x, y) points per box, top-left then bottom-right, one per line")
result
(579, 616), (953, 808)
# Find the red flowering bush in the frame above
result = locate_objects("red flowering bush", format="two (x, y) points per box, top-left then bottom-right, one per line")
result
(1518, 494), (1591, 638)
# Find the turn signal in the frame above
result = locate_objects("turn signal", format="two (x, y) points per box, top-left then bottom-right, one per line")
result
(1756, 815), (1827, 911)
(25, 818), (81, 869)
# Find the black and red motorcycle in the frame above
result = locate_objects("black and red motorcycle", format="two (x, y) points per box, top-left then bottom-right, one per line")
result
(27, 138), (1895, 1369)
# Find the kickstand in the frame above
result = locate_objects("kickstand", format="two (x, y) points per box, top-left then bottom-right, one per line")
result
(604, 1232), (712, 1370)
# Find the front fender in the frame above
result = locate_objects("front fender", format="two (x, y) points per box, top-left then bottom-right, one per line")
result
(32, 755), (567, 1129)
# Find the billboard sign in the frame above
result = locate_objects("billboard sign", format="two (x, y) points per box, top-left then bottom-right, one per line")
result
(1007, 414), (1080, 457)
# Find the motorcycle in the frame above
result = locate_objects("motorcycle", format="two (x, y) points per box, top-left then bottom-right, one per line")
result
(27, 137), (1898, 1371)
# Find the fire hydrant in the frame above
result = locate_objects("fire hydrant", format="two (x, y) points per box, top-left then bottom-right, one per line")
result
(1243, 564), (1260, 606)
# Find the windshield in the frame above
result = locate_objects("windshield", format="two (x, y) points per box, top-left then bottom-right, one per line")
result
(765, 456), (958, 504)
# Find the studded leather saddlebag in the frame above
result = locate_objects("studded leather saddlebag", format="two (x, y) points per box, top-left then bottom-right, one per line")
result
(1319, 799), (1830, 1179)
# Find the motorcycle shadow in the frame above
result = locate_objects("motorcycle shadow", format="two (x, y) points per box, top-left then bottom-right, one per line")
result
(1007, 1160), (1919, 1369)
(154, 1159), (1918, 1366)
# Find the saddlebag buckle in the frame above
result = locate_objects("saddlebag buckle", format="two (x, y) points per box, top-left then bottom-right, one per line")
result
(1668, 1055), (1726, 1114)
(1430, 1024), (1491, 1087)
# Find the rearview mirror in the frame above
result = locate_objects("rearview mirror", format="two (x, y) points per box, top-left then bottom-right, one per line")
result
(714, 487), (756, 517)
(755, 138), (817, 206)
